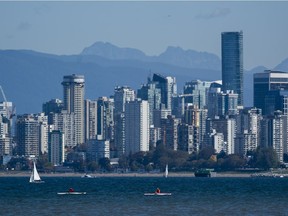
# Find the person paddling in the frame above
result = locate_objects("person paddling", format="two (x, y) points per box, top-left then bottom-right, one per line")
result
(68, 188), (75, 192)
(155, 188), (160, 194)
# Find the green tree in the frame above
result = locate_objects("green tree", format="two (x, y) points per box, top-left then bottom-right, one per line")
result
(99, 157), (112, 171)
(87, 161), (99, 172)
(254, 147), (278, 170)
(220, 154), (246, 170)
(198, 146), (215, 160)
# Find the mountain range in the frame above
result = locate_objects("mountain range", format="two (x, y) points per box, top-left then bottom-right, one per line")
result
(1, 41), (288, 114)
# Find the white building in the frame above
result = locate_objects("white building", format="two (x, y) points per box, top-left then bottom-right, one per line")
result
(208, 117), (236, 155)
(36, 113), (49, 154)
(124, 99), (149, 155)
(52, 110), (76, 148)
(62, 74), (85, 145)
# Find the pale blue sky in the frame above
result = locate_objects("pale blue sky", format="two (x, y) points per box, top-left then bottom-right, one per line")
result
(0, 1), (287, 70)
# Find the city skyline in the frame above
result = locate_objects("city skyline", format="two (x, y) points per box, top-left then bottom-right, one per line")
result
(0, 1), (288, 70)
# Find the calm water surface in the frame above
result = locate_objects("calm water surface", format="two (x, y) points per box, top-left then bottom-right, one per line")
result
(1, 176), (288, 216)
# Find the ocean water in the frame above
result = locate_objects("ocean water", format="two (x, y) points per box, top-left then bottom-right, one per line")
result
(1, 176), (288, 216)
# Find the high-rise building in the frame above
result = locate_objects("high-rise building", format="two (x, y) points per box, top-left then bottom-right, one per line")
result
(161, 115), (181, 150)
(36, 113), (49, 154)
(42, 99), (63, 115)
(206, 116), (236, 155)
(52, 110), (76, 148)
(221, 31), (243, 106)
(183, 80), (212, 109)
(261, 111), (286, 163)
(235, 108), (262, 155)
(208, 87), (238, 118)
(152, 73), (177, 110)
(124, 99), (149, 155)
(62, 74), (85, 145)
(254, 70), (288, 115)
(48, 130), (64, 166)
(113, 86), (135, 156)
(137, 81), (161, 126)
(177, 123), (194, 154)
(0, 101), (13, 155)
(96, 97), (114, 141)
(84, 99), (97, 141)
(16, 114), (40, 157)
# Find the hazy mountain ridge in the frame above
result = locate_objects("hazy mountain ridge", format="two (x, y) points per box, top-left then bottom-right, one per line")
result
(1, 42), (287, 114)
(80, 42), (221, 70)
(0, 48), (220, 114)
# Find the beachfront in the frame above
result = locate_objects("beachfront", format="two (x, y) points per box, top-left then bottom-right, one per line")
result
(0, 171), (252, 178)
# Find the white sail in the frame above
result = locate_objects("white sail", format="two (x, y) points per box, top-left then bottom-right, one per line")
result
(165, 164), (168, 178)
(30, 161), (42, 183)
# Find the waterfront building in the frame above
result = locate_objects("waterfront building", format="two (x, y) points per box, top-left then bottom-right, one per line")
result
(62, 74), (85, 145)
(261, 111), (286, 163)
(48, 130), (64, 165)
(16, 114), (40, 157)
(235, 132), (257, 156)
(113, 86), (135, 156)
(36, 113), (49, 154)
(0, 101), (13, 155)
(87, 139), (110, 161)
(124, 99), (149, 155)
(203, 129), (226, 153)
(0, 136), (10, 156)
(235, 108), (262, 155)
(221, 31), (243, 106)
(253, 70), (288, 115)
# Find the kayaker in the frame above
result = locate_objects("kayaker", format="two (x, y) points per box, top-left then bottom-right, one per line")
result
(155, 188), (160, 194)
(68, 188), (74, 192)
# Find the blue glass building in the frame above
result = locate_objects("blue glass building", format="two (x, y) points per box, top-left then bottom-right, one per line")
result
(221, 31), (243, 106)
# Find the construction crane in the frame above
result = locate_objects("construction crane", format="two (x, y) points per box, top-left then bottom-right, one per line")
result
(0, 85), (15, 123)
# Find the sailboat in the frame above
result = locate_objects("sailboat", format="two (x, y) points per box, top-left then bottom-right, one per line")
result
(164, 164), (168, 178)
(29, 161), (44, 183)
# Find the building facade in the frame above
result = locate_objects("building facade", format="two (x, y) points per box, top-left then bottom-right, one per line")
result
(124, 100), (149, 155)
(62, 74), (85, 145)
(221, 31), (243, 106)
(253, 70), (288, 115)
(48, 130), (64, 165)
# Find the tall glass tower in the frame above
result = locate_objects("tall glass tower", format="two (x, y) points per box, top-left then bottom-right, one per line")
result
(62, 74), (85, 145)
(221, 31), (243, 106)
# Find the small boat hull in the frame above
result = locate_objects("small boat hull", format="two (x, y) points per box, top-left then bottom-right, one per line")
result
(144, 193), (172, 196)
(57, 192), (87, 195)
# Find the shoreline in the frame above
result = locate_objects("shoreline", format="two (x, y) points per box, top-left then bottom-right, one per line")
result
(0, 171), (252, 178)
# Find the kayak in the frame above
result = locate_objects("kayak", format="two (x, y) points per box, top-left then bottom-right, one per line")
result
(57, 192), (87, 195)
(144, 193), (172, 196)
